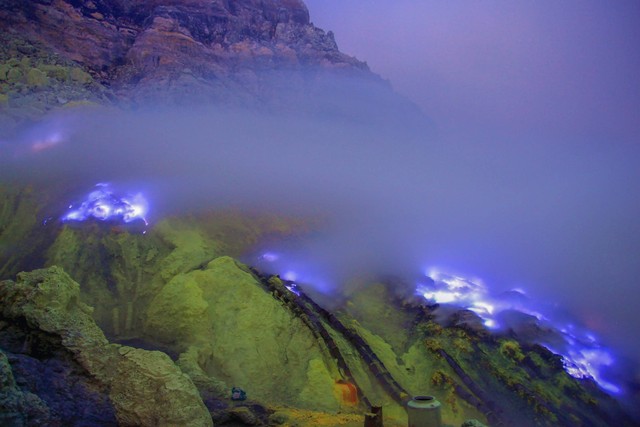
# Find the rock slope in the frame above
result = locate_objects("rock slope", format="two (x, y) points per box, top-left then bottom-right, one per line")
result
(1, 186), (639, 426)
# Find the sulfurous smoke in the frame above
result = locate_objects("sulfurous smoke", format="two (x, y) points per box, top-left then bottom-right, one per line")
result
(1, 68), (640, 375)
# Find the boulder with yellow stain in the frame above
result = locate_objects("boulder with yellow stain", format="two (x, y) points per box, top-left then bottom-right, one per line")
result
(145, 255), (342, 411)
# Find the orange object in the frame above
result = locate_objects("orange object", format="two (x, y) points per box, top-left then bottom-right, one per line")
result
(335, 380), (359, 406)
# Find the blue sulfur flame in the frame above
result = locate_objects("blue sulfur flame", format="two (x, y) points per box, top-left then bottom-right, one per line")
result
(62, 183), (148, 225)
(418, 269), (620, 394)
(252, 252), (623, 395)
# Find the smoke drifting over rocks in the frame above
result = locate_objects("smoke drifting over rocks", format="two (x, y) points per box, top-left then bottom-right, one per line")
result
(2, 70), (639, 367)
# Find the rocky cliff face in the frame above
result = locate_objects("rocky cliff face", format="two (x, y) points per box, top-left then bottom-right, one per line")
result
(0, 0), (373, 116)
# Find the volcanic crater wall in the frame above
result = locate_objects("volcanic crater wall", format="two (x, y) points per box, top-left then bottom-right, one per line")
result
(0, 0), (372, 109)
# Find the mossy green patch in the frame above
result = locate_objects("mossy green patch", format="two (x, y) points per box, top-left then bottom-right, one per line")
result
(40, 64), (70, 81)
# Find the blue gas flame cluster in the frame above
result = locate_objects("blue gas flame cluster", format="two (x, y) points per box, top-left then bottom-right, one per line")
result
(258, 251), (621, 395)
(418, 269), (620, 394)
(62, 183), (148, 225)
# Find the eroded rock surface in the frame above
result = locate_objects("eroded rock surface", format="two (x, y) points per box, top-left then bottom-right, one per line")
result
(146, 255), (344, 412)
(0, 266), (212, 426)
(0, 0), (372, 110)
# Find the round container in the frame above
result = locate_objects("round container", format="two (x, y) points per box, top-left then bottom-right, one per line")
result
(407, 395), (442, 427)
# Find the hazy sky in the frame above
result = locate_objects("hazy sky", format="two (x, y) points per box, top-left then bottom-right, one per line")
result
(305, 0), (640, 139)
(302, 0), (640, 359)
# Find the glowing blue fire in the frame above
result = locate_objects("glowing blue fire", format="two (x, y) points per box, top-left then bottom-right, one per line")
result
(255, 250), (622, 395)
(418, 269), (621, 395)
(416, 270), (547, 329)
(285, 282), (302, 296)
(63, 183), (148, 225)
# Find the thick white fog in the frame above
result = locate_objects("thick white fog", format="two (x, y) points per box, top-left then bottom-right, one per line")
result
(303, 0), (640, 363)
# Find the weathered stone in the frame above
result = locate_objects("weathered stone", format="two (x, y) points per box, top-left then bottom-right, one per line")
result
(111, 347), (212, 427)
(229, 406), (258, 425)
(0, 267), (213, 427)
(0, 350), (51, 427)
(26, 68), (49, 87)
(0, 0), (374, 108)
(461, 419), (488, 427)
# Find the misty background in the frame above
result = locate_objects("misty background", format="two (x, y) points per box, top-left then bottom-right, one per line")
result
(1, 0), (639, 368)
(303, 0), (640, 360)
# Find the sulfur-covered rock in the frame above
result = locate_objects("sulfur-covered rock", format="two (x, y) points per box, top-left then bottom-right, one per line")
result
(26, 68), (49, 87)
(111, 347), (212, 427)
(145, 273), (210, 344)
(145, 255), (342, 410)
(6, 67), (22, 84)
(68, 67), (92, 84)
(0, 266), (212, 427)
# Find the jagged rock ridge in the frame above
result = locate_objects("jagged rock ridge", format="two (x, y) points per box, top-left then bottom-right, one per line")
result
(0, 0), (373, 108)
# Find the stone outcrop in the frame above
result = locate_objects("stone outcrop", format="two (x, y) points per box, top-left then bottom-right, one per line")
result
(0, 266), (212, 426)
(0, 0), (373, 109)
(145, 255), (344, 412)
(0, 350), (50, 427)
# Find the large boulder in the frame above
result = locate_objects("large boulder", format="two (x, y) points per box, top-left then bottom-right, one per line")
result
(0, 266), (212, 427)
(146, 255), (342, 411)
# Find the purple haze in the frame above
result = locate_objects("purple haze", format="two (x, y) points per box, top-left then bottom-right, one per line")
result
(0, 0), (639, 389)
(303, 0), (640, 361)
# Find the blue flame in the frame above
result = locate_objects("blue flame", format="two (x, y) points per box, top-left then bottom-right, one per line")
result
(418, 268), (621, 395)
(251, 251), (623, 395)
(62, 183), (149, 225)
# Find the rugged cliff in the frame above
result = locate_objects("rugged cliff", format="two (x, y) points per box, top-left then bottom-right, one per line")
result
(0, 0), (378, 127)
